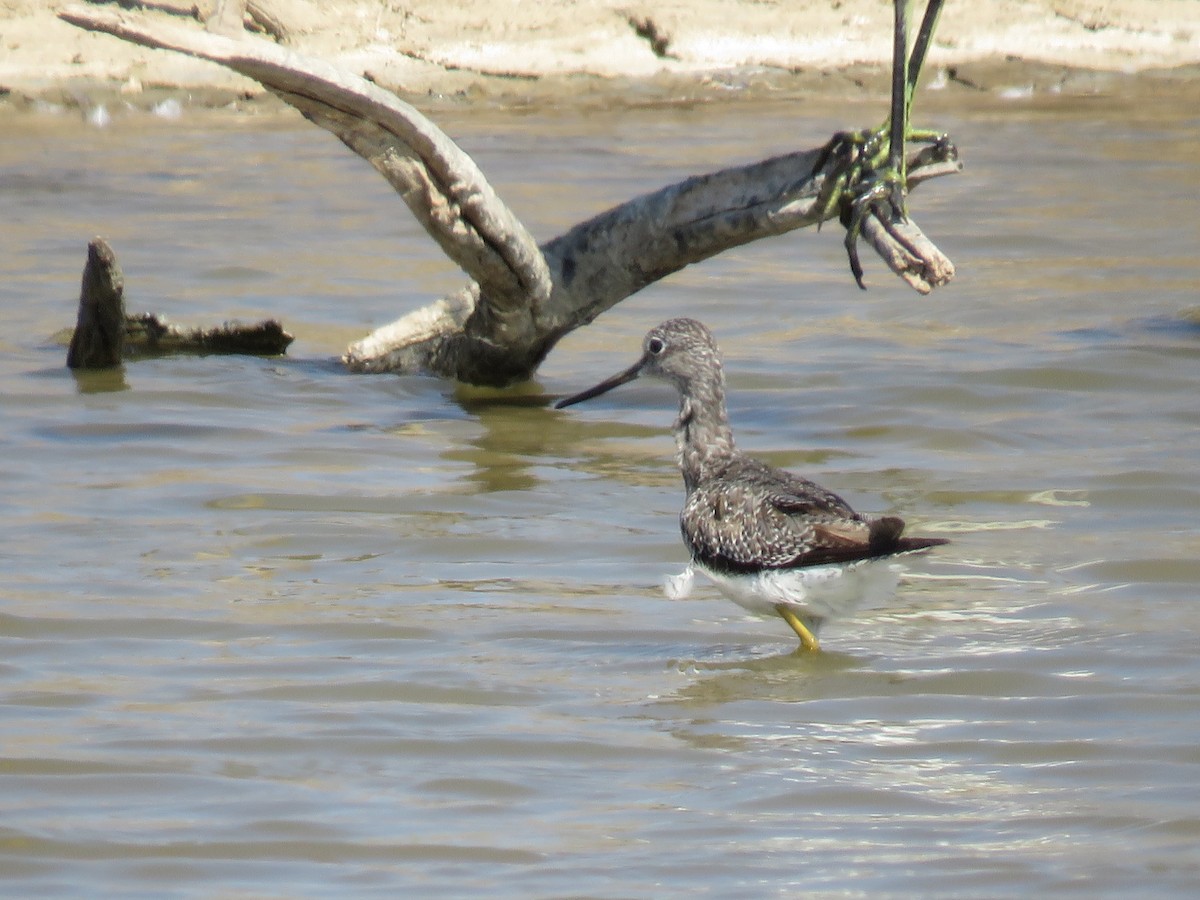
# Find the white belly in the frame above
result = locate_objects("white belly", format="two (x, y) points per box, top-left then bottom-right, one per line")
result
(669, 559), (904, 627)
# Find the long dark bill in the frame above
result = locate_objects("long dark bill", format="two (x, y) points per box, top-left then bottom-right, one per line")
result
(554, 357), (646, 409)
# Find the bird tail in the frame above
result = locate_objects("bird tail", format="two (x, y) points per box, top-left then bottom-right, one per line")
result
(869, 515), (949, 556)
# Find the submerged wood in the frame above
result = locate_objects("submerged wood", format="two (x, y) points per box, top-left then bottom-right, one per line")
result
(66, 237), (293, 368)
(67, 237), (126, 369)
(60, 3), (960, 387)
(123, 312), (293, 357)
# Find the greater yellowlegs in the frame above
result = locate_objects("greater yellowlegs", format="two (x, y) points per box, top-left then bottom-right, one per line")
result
(555, 317), (948, 650)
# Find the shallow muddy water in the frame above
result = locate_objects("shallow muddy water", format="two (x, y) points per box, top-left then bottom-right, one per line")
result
(1, 85), (1199, 896)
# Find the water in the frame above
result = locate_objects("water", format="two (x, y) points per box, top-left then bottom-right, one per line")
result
(1, 85), (1199, 896)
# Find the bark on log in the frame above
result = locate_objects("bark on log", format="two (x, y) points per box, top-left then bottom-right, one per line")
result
(67, 237), (126, 369)
(59, 3), (960, 387)
(123, 312), (294, 356)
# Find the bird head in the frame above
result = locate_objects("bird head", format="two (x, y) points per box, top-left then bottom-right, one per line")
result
(555, 318), (722, 409)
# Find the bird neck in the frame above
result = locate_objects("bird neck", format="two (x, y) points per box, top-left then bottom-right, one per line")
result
(673, 374), (735, 493)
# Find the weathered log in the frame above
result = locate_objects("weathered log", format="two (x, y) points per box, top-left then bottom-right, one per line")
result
(59, 3), (960, 386)
(343, 139), (959, 381)
(65, 237), (293, 368)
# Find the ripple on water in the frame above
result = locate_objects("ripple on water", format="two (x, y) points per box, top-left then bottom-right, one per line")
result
(2, 99), (1200, 896)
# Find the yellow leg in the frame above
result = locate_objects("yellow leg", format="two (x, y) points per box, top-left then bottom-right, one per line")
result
(776, 605), (821, 652)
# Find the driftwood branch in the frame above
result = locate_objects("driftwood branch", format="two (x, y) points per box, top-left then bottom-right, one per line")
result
(66, 237), (293, 369)
(59, 5), (553, 316)
(123, 312), (293, 357)
(59, 4), (960, 387)
(337, 136), (957, 383)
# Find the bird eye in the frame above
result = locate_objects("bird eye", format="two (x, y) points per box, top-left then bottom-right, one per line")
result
(647, 337), (665, 355)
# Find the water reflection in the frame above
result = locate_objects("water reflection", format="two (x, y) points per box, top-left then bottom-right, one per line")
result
(70, 367), (131, 393)
(448, 384), (671, 493)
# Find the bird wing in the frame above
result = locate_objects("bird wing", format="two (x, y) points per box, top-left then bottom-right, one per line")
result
(681, 476), (888, 572)
(754, 466), (859, 520)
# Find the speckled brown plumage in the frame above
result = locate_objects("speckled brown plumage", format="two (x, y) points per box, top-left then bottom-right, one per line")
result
(556, 317), (948, 646)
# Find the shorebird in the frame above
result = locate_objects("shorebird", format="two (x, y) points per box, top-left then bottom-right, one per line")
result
(555, 317), (948, 650)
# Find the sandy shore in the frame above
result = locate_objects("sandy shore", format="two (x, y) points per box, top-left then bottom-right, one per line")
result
(2, 0), (1200, 112)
